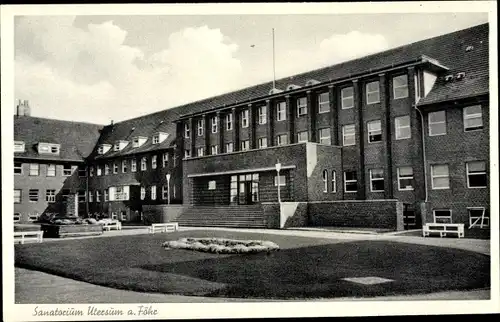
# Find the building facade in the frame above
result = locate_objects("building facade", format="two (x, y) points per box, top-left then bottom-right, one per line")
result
(14, 23), (490, 230)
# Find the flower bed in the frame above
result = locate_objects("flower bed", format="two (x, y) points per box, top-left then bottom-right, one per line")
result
(162, 237), (280, 254)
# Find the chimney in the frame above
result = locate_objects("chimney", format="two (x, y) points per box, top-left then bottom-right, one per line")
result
(23, 100), (31, 116)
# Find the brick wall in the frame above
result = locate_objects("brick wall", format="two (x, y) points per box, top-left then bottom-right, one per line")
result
(308, 200), (403, 230)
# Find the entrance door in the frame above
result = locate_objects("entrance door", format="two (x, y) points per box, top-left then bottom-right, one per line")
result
(238, 182), (253, 205)
(403, 204), (421, 230)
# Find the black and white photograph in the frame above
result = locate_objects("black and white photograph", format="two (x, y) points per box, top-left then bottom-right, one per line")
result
(2, 2), (499, 320)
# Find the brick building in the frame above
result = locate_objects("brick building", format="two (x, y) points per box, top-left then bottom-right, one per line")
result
(14, 23), (490, 230)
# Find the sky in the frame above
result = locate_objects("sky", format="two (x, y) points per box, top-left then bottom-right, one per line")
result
(14, 12), (488, 124)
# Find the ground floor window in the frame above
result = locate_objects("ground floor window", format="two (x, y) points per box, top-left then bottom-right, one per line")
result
(28, 213), (39, 222)
(230, 173), (260, 204)
(468, 207), (488, 228)
(344, 171), (357, 193)
(14, 213), (21, 222)
(369, 169), (384, 192)
(433, 209), (452, 223)
(29, 189), (39, 202)
(46, 189), (56, 202)
(14, 189), (22, 203)
(397, 167), (414, 190)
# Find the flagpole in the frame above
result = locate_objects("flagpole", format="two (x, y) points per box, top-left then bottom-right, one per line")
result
(272, 28), (276, 89)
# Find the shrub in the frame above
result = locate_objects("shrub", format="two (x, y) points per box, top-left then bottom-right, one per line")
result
(162, 237), (280, 254)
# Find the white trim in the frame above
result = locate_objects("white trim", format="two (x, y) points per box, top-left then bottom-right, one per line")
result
(225, 113), (233, 130)
(366, 81), (380, 105)
(369, 169), (385, 192)
(318, 128), (331, 145)
(211, 116), (218, 133)
(430, 164), (450, 190)
(331, 170), (337, 193)
(343, 171), (357, 193)
(397, 166), (414, 191)
(468, 207), (489, 228)
(393, 74), (409, 100)
(341, 87), (354, 109)
(428, 111), (447, 136)
(342, 124), (356, 146)
(241, 109), (249, 128)
(276, 102), (287, 121)
(463, 105), (483, 132)
(318, 92), (330, 114)
(258, 106), (267, 124)
(395, 115), (411, 140)
(322, 169), (328, 193)
(297, 131), (309, 143)
(188, 165), (296, 178)
(367, 120), (382, 143)
(296, 97), (308, 117)
(197, 119), (204, 136)
(466, 161), (487, 188)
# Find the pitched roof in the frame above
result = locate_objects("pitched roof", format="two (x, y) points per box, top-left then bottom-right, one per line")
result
(14, 116), (104, 162)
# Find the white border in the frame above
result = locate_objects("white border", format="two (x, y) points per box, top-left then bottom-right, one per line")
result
(2, 2), (499, 321)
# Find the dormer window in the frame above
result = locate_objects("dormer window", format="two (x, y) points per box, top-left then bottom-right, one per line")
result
(132, 136), (147, 148)
(38, 143), (60, 155)
(152, 132), (169, 144)
(113, 140), (129, 151)
(14, 141), (25, 153)
(98, 144), (112, 155)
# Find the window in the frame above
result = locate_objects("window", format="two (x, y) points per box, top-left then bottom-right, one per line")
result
(433, 209), (452, 224)
(331, 171), (336, 193)
(341, 87), (354, 109)
(184, 123), (190, 138)
(397, 167), (414, 190)
(429, 111), (446, 136)
(211, 116), (218, 133)
(258, 106), (267, 124)
(14, 213), (21, 223)
(152, 135), (160, 144)
(96, 190), (101, 202)
(104, 189), (109, 201)
(29, 189), (39, 202)
(131, 159), (137, 172)
(105, 164), (110, 175)
(113, 186), (129, 201)
(276, 102), (286, 121)
(78, 166), (87, 177)
(318, 128), (331, 145)
(44, 164), (55, 177)
(184, 149), (191, 158)
(197, 119), (204, 136)
(208, 181), (216, 190)
(132, 137), (141, 148)
(38, 143), (60, 155)
(151, 186), (156, 200)
(297, 97), (307, 116)
(14, 141), (25, 152)
(297, 131), (309, 143)
(163, 153), (169, 167)
(173, 184), (177, 199)
(225, 143), (234, 153)
(468, 207), (489, 228)
(258, 137), (268, 148)
(63, 165), (72, 176)
(318, 92), (330, 113)
(122, 160), (128, 173)
(113, 142), (121, 151)
(162, 185), (169, 199)
(370, 169), (385, 192)
(467, 161), (487, 188)
(88, 191), (93, 203)
(14, 189), (21, 203)
(240, 140), (250, 151)
(274, 175), (286, 186)
(113, 163), (118, 174)
(14, 162), (22, 175)
(342, 124), (356, 146)
(211, 145), (219, 155)
(276, 134), (288, 146)
(29, 163), (39, 176)
(97, 165), (102, 176)
(197, 147), (205, 157)
(395, 115), (411, 139)
(366, 81), (380, 104)
(89, 166), (94, 177)
(111, 212), (117, 220)
(393, 74), (409, 99)
(140, 187), (146, 200)
(230, 176), (238, 204)
(367, 120), (382, 143)
(241, 110), (249, 128)
(431, 164), (450, 189)
(141, 157), (147, 171)
(344, 171), (357, 193)
(152, 155), (157, 169)
(225, 113), (233, 130)
(46, 189), (56, 202)
(78, 190), (86, 203)
(322, 170), (328, 193)
(464, 105), (483, 131)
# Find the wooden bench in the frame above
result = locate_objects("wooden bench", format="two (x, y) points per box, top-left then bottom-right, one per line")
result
(423, 223), (464, 238)
(14, 231), (43, 244)
(149, 223), (178, 234)
(101, 221), (122, 231)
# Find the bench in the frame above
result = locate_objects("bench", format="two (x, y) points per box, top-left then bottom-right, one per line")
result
(101, 221), (122, 231)
(423, 223), (464, 238)
(148, 223), (179, 234)
(14, 231), (43, 244)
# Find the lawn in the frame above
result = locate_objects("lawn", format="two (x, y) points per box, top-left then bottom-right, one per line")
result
(15, 230), (490, 300)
